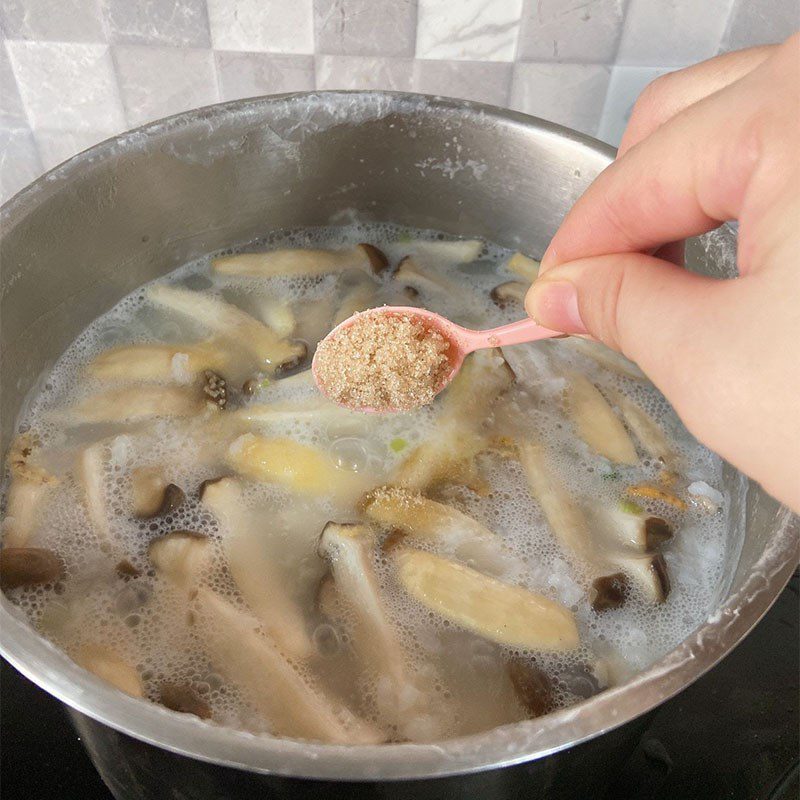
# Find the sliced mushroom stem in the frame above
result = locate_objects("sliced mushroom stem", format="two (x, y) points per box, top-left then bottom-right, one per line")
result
(393, 256), (467, 299)
(490, 281), (528, 309)
(394, 349), (514, 492)
(563, 337), (646, 382)
(148, 530), (211, 590)
(565, 371), (638, 465)
(258, 300), (296, 338)
(234, 398), (365, 426)
(212, 243), (389, 278)
(3, 435), (59, 548)
(195, 587), (384, 744)
(87, 341), (228, 382)
(506, 252), (540, 282)
(332, 282), (379, 326)
(200, 477), (314, 661)
(74, 644), (144, 698)
(77, 444), (112, 545)
(0, 547), (65, 591)
(402, 238), (483, 266)
(594, 502), (674, 552)
(148, 285), (305, 373)
(159, 682), (212, 719)
(68, 385), (207, 425)
(362, 487), (513, 576)
(394, 548), (579, 651)
(608, 389), (679, 468)
(226, 434), (361, 500)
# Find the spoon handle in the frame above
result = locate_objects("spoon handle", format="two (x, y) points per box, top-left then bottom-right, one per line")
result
(457, 317), (561, 354)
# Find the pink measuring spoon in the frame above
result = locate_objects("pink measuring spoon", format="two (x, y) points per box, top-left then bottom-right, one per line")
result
(312, 305), (561, 413)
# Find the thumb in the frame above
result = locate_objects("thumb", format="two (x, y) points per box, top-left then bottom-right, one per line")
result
(525, 253), (731, 390)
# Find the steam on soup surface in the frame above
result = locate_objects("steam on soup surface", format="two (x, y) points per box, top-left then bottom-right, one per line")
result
(0, 224), (733, 743)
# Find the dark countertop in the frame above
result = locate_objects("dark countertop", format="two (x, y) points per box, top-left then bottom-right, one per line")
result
(2, 572), (797, 800)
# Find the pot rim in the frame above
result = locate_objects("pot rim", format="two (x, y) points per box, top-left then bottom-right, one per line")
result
(1, 91), (798, 782)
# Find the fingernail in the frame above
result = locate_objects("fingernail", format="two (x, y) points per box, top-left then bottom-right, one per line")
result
(526, 280), (587, 334)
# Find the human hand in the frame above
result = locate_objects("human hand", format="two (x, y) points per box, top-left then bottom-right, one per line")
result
(525, 34), (800, 512)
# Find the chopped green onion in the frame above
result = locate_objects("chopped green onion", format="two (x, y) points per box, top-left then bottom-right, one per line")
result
(619, 499), (643, 515)
(390, 438), (408, 453)
(397, 233), (413, 243)
(259, 378), (270, 389)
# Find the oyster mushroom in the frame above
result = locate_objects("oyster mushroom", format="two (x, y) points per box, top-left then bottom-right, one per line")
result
(77, 443), (112, 544)
(505, 252), (540, 282)
(74, 643), (144, 698)
(148, 285), (306, 374)
(0, 547), (65, 591)
(212, 243), (389, 278)
(226, 434), (363, 500)
(394, 349), (514, 493)
(564, 371), (638, 465)
(159, 682), (212, 719)
(362, 487), (514, 576)
(2, 434), (59, 548)
(133, 480), (186, 521)
(67, 385), (208, 425)
(200, 477), (314, 661)
(318, 522), (442, 740)
(332, 280), (379, 327)
(393, 256), (467, 299)
(594, 501), (674, 552)
(562, 337), (646, 382)
(148, 530), (211, 590)
(257, 299), (296, 338)
(401, 238), (483, 266)
(508, 658), (555, 717)
(194, 586), (384, 744)
(607, 389), (679, 468)
(590, 573), (629, 612)
(87, 341), (228, 383)
(394, 547), (579, 651)
(490, 281), (528, 309)
(519, 440), (672, 607)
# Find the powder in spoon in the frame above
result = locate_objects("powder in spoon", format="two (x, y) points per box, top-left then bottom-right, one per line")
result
(314, 312), (452, 412)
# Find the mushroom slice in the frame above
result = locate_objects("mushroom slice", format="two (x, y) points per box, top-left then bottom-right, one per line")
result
(159, 682), (212, 719)
(234, 397), (365, 427)
(131, 467), (166, 517)
(74, 644), (144, 698)
(402, 239), (483, 266)
(607, 389), (679, 468)
(200, 477), (314, 661)
(506, 252), (540, 282)
(520, 441), (671, 606)
(68, 385), (207, 424)
(77, 443), (112, 545)
(394, 548), (579, 651)
(490, 281), (528, 309)
(3, 434), (59, 548)
(618, 553), (671, 604)
(226, 434), (361, 499)
(148, 530), (211, 590)
(318, 524), (406, 693)
(87, 341), (228, 382)
(565, 371), (638, 465)
(589, 573), (629, 612)
(362, 487), (513, 576)
(195, 587), (383, 744)
(134, 482), (186, 521)
(258, 299), (296, 338)
(394, 349), (514, 492)
(332, 281), (379, 326)
(563, 337), (647, 382)
(212, 243), (389, 278)
(594, 501), (673, 552)
(508, 658), (555, 717)
(148, 285), (305, 373)
(626, 483), (687, 511)
(0, 547), (65, 591)
(393, 256), (467, 298)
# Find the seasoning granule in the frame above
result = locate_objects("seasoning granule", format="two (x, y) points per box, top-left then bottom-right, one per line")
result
(314, 312), (452, 412)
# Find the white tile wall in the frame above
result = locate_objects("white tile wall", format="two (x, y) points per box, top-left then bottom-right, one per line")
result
(416, 0), (524, 61)
(0, 0), (796, 201)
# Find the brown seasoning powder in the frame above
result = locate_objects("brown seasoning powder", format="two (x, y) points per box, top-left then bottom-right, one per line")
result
(315, 312), (452, 412)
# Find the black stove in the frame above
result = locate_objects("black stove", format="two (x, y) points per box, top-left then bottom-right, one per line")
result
(2, 572), (797, 800)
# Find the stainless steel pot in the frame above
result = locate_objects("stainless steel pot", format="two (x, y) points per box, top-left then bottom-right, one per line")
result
(1, 92), (797, 799)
